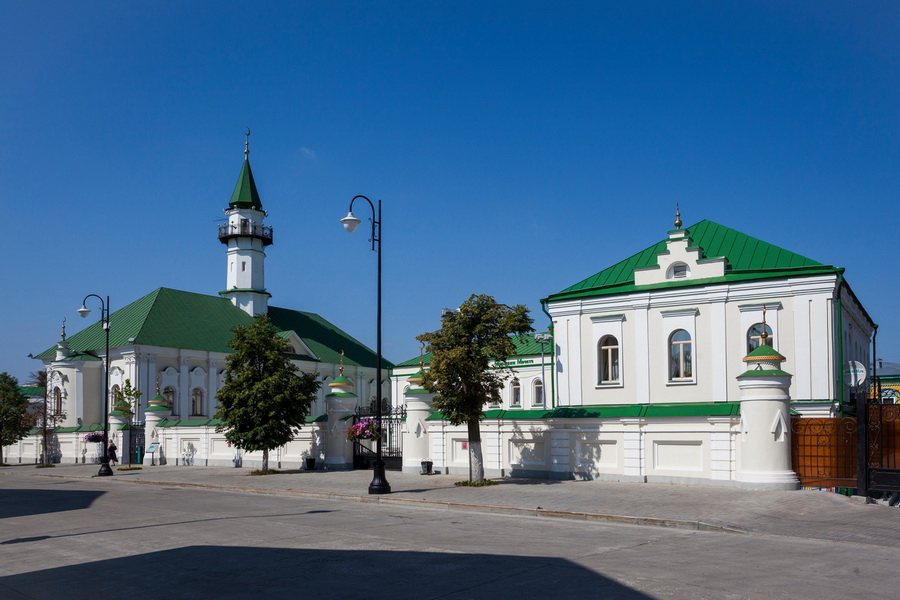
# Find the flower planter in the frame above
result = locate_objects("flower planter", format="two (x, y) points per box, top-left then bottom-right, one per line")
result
(305, 458), (316, 471)
(421, 460), (433, 475)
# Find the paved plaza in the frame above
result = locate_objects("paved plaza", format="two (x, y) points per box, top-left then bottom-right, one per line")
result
(2, 464), (899, 599)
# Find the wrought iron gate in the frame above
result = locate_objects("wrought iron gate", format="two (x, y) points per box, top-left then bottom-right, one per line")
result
(128, 424), (145, 465)
(353, 403), (405, 471)
(862, 401), (900, 494)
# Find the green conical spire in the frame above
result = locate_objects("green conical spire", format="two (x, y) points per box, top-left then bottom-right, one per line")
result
(228, 131), (263, 210)
(229, 158), (263, 210)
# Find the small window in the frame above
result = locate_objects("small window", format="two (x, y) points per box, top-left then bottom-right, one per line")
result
(510, 380), (521, 407)
(747, 323), (774, 352)
(163, 386), (176, 408)
(533, 380), (544, 406)
(672, 263), (689, 279)
(111, 384), (121, 403)
(669, 329), (693, 381)
(53, 387), (62, 414)
(598, 335), (620, 383)
(191, 388), (204, 416)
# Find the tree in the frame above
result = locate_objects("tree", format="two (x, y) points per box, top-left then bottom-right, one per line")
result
(0, 373), (31, 465)
(114, 379), (141, 466)
(417, 294), (533, 482)
(214, 315), (321, 471)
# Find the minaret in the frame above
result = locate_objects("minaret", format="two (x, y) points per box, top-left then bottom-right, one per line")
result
(218, 130), (273, 316)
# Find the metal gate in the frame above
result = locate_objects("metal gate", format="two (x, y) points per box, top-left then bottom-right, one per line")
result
(353, 403), (405, 471)
(128, 424), (145, 465)
(862, 401), (900, 494)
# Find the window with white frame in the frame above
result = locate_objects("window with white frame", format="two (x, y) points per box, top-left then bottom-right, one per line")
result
(191, 388), (204, 416)
(598, 335), (620, 383)
(747, 323), (774, 352)
(669, 329), (693, 381)
(590, 314), (626, 387)
(533, 379), (544, 406)
(510, 380), (521, 407)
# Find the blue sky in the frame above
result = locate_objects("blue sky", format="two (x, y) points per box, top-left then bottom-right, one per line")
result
(2, 1), (898, 383)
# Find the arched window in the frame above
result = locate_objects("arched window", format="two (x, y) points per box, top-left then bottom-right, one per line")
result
(669, 329), (693, 381)
(598, 335), (620, 383)
(191, 388), (203, 416)
(747, 323), (774, 352)
(111, 384), (121, 404)
(533, 379), (544, 406)
(510, 380), (521, 407)
(163, 386), (176, 408)
(668, 263), (690, 279)
(53, 387), (62, 414)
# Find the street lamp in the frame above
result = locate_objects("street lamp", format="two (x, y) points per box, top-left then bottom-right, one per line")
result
(78, 294), (113, 477)
(340, 195), (390, 495)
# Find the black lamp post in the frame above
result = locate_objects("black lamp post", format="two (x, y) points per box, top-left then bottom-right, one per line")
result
(341, 195), (390, 494)
(78, 294), (113, 477)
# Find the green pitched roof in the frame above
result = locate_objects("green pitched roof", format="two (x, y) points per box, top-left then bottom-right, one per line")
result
(394, 332), (549, 370)
(229, 159), (263, 210)
(34, 287), (383, 369)
(546, 220), (837, 302)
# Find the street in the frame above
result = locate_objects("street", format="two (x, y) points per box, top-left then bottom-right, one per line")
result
(1, 469), (896, 599)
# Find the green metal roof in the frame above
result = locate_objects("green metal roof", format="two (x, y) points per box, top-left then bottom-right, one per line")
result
(229, 159), (263, 210)
(34, 287), (383, 369)
(546, 220), (836, 302)
(18, 386), (45, 397)
(394, 332), (550, 370)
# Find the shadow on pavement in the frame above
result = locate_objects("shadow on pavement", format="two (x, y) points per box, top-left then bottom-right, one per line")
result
(0, 488), (105, 519)
(0, 545), (652, 599)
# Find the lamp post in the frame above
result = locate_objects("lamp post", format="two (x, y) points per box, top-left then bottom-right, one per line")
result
(78, 294), (113, 477)
(340, 195), (390, 494)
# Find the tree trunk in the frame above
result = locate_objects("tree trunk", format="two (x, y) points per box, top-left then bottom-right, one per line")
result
(262, 448), (269, 471)
(467, 418), (484, 482)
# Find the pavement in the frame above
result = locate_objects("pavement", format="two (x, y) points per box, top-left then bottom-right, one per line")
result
(7, 462), (900, 548)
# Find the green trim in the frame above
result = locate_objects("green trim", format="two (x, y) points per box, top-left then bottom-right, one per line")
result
(219, 289), (273, 298)
(330, 375), (353, 386)
(425, 402), (741, 421)
(306, 414), (327, 423)
(406, 389), (432, 395)
(738, 369), (792, 378)
(157, 418), (225, 428)
(325, 392), (357, 398)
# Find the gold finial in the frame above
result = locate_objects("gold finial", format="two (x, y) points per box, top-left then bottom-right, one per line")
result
(760, 306), (769, 344)
(60, 318), (66, 341)
(674, 204), (682, 229)
(339, 350), (345, 376)
(244, 127), (250, 160)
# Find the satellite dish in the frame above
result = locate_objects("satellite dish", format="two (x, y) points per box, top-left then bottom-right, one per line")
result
(844, 361), (867, 388)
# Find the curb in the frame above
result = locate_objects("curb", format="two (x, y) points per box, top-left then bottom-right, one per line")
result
(34, 472), (747, 535)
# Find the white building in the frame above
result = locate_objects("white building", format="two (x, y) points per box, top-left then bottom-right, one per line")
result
(9, 139), (385, 468)
(394, 213), (874, 488)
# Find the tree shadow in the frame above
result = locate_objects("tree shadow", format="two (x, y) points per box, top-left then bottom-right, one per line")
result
(0, 488), (104, 519)
(1, 545), (653, 599)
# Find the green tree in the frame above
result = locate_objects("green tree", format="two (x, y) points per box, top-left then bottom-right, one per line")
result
(0, 372), (31, 465)
(214, 315), (321, 471)
(417, 294), (533, 482)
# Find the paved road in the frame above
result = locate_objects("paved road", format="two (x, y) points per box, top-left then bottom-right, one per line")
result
(1, 465), (898, 599)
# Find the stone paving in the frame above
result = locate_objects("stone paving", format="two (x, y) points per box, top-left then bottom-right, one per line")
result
(8, 463), (899, 548)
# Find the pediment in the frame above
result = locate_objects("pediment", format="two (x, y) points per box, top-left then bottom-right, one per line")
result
(633, 229), (726, 286)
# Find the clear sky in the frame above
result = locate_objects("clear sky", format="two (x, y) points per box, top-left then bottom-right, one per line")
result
(2, 1), (898, 383)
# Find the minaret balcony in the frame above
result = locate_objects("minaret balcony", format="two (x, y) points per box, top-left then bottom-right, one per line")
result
(218, 223), (274, 246)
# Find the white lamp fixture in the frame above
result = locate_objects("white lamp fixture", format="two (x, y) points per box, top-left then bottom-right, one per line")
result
(77, 305), (91, 318)
(340, 212), (361, 233)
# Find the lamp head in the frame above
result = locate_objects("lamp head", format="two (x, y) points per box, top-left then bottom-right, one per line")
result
(77, 306), (91, 319)
(340, 211), (361, 233)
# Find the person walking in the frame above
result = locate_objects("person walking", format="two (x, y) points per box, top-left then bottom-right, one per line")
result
(107, 440), (118, 467)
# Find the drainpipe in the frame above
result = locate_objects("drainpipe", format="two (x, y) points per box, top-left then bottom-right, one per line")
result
(541, 301), (556, 408)
(835, 270), (845, 413)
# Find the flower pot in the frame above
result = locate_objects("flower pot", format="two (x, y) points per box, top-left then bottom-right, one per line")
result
(305, 458), (316, 471)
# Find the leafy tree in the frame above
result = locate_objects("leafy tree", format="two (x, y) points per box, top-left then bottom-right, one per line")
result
(114, 379), (141, 423)
(0, 372), (31, 465)
(417, 294), (533, 482)
(214, 315), (321, 471)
